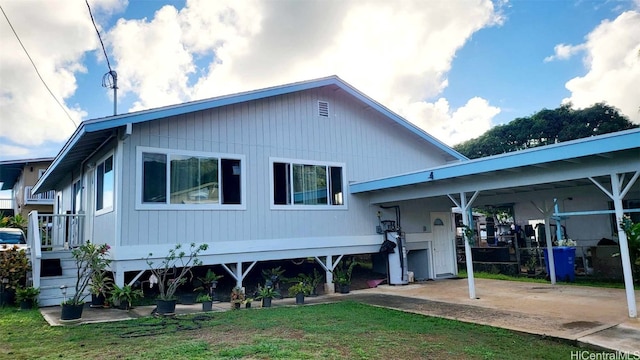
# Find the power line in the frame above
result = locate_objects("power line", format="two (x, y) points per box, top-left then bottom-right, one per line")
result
(0, 5), (78, 127)
(85, 0), (118, 115)
(85, 0), (113, 72)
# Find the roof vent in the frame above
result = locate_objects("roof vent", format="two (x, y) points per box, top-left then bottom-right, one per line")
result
(318, 101), (329, 117)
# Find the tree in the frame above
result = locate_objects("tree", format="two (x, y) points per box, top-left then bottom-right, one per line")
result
(454, 103), (637, 159)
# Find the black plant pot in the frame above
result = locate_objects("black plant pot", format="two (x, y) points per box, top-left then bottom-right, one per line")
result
(0, 289), (16, 307)
(202, 301), (213, 311)
(20, 299), (34, 310)
(338, 284), (350, 294)
(156, 299), (177, 315)
(245, 302), (252, 309)
(180, 293), (196, 305)
(61, 303), (84, 320)
(91, 293), (105, 308)
(118, 300), (130, 310)
(295, 293), (305, 305)
(233, 302), (241, 310)
(262, 297), (272, 308)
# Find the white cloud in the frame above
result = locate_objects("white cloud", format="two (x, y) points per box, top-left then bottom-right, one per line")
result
(107, 0), (503, 144)
(0, 0), (125, 155)
(544, 43), (586, 62)
(1, 0), (503, 158)
(561, 11), (640, 123)
(403, 97), (501, 146)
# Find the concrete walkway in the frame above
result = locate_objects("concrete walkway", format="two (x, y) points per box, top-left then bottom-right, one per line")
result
(40, 278), (640, 354)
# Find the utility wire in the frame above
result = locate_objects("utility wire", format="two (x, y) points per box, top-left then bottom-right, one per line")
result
(0, 5), (78, 127)
(85, 0), (113, 73)
(85, 0), (118, 116)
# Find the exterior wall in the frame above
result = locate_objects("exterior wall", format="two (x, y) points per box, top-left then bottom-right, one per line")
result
(116, 86), (451, 254)
(13, 161), (54, 217)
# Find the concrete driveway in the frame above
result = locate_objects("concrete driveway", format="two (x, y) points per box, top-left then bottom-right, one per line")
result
(348, 278), (640, 354)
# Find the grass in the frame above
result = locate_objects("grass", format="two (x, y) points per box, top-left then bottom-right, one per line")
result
(0, 301), (586, 360)
(458, 270), (640, 290)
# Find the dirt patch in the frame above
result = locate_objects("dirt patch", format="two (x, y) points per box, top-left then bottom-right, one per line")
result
(561, 321), (603, 330)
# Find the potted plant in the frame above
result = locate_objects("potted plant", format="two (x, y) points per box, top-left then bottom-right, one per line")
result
(15, 286), (39, 310)
(146, 243), (209, 315)
(89, 271), (113, 308)
(291, 269), (323, 296)
(230, 286), (245, 310)
(0, 245), (31, 306)
(244, 297), (253, 309)
(262, 266), (285, 291)
(332, 258), (357, 294)
(61, 241), (111, 320)
(288, 282), (311, 305)
(525, 252), (537, 275)
(194, 269), (223, 301)
(110, 284), (143, 310)
(256, 285), (280, 308)
(196, 293), (213, 311)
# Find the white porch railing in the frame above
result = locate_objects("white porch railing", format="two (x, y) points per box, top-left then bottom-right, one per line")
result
(27, 211), (42, 289)
(24, 186), (55, 204)
(36, 212), (85, 251)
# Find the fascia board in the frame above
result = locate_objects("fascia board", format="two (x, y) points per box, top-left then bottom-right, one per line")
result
(351, 129), (640, 193)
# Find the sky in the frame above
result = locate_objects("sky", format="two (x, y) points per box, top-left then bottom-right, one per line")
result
(0, 0), (639, 165)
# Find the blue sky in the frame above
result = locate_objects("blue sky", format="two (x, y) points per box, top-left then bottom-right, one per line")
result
(1, 0), (639, 165)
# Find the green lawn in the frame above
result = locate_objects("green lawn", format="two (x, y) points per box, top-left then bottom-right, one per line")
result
(1, 301), (585, 360)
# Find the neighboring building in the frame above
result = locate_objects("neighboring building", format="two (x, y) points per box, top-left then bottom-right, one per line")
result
(0, 158), (55, 218)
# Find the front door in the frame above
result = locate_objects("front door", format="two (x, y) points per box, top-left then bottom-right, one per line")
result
(431, 212), (456, 278)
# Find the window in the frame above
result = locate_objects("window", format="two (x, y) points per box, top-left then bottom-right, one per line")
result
(271, 158), (345, 209)
(72, 179), (82, 214)
(96, 155), (114, 213)
(137, 147), (244, 209)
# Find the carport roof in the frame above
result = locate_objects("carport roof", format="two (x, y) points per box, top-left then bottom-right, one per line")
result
(350, 128), (640, 200)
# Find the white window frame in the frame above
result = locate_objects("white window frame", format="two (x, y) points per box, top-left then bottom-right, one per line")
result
(95, 153), (115, 216)
(135, 146), (246, 210)
(269, 157), (347, 210)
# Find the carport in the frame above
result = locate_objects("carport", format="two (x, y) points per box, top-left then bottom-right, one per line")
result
(351, 129), (640, 317)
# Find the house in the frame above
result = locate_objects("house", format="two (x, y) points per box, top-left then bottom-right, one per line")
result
(28, 76), (466, 306)
(27, 75), (640, 318)
(0, 158), (55, 218)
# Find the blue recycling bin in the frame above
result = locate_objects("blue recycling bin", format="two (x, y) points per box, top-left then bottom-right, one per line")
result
(543, 246), (576, 282)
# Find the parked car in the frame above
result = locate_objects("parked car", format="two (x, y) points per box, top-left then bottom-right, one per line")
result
(0, 228), (28, 251)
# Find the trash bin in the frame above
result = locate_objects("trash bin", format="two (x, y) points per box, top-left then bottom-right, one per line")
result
(543, 246), (576, 282)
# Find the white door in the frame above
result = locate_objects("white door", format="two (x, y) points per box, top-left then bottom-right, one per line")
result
(431, 212), (456, 277)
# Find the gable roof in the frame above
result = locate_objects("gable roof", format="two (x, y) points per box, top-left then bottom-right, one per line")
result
(350, 128), (640, 195)
(0, 158), (54, 191)
(33, 75), (466, 193)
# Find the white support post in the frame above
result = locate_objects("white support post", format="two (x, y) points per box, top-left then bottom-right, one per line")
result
(449, 191), (479, 299)
(461, 192), (476, 299)
(234, 262), (243, 289)
(553, 199), (563, 242)
(221, 263), (239, 283)
(114, 269), (125, 287)
(315, 255), (343, 294)
(531, 200), (557, 284)
(609, 173), (637, 318)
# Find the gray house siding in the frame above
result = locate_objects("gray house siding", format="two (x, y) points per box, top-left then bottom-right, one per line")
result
(117, 87), (450, 248)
